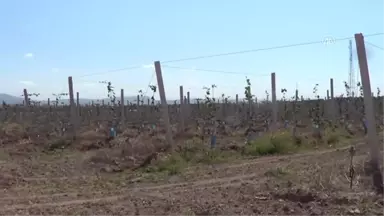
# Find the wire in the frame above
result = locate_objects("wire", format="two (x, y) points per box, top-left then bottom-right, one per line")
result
(162, 65), (270, 77)
(71, 32), (383, 78)
(161, 32), (384, 63)
(162, 40), (325, 63)
(74, 72), (155, 101)
(142, 71), (156, 98)
(77, 65), (143, 78)
(365, 41), (384, 51)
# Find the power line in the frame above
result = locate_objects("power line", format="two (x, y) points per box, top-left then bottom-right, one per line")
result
(77, 65), (143, 78)
(162, 32), (384, 63)
(162, 65), (270, 76)
(162, 40), (325, 63)
(142, 71), (155, 98)
(73, 32), (383, 78)
(365, 41), (384, 51)
(76, 72), (155, 99)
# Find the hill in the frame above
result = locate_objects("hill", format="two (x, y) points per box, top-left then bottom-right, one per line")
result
(0, 93), (207, 105)
(0, 94), (24, 104)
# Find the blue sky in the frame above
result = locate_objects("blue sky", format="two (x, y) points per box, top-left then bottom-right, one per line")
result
(0, 0), (383, 101)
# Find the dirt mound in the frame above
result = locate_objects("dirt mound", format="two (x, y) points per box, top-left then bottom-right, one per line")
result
(83, 132), (169, 172)
(0, 173), (19, 189)
(273, 189), (318, 203)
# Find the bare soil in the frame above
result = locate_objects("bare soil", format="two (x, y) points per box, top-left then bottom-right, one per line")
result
(0, 137), (383, 215)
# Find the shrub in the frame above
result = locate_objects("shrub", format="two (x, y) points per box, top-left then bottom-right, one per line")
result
(324, 128), (351, 146)
(177, 139), (205, 162)
(243, 131), (297, 156)
(151, 153), (187, 175)
(197, 149), (235, 164)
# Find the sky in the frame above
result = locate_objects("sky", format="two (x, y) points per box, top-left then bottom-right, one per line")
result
(0, 0), (383, 102)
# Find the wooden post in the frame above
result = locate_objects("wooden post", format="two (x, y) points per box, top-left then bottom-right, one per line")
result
(355, 33), (383, 194)
(68, 76), (77, 138)
(137, 95), (140, 106)
(179, 86), (185, 132)
(292, 88), (299, 136)
(154, 61), (173, 147)
(120, 89), (125, 127)
(76, 92), (80, 116)
(23, 89), (29, 106)
(271, 72), (277, 130)
(248, 85), (252, 119)
(330, 78), (335, 119)
(185, 92), (190, 118)
(76, 92), (79, 106)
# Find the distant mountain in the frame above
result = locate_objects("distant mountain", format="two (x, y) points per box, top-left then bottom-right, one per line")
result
(0, 93), (242, 105)
(0, 94), (23, 104)
(0, 94), (179, 105)
(57, 96), (153, 105)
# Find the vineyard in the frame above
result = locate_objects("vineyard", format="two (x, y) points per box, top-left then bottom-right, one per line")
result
(0, 34), (383, 214)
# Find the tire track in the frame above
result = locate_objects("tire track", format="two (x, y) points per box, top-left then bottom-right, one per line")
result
(9, 144), (353, 199)
(2, 195), (127, 211)
(1, 174), (263, 211)
(1, 171), (263, 206)
(21, 142), (361, 183)
(1, 142), (363, 209)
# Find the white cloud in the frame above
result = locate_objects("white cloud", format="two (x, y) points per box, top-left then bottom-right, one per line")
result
(24, 53), (34, 58)
(19, 80), (36, 86)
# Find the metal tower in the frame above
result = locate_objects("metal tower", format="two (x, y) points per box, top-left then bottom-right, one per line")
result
(348, 39), (356, 97)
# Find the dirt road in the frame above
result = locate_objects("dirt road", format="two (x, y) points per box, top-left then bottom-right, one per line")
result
(1, 142), (383, 215)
